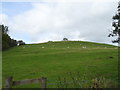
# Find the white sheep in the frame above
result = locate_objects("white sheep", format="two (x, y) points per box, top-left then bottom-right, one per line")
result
(42, 46), (44, 48)
(82, 46), (86, 48)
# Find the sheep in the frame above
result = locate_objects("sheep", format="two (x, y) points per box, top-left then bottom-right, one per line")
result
(42, 46), (44, 48)
(82, 46), (86, 48)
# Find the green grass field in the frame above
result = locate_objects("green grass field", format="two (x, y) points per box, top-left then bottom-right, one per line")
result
(2, 41), (119, 88)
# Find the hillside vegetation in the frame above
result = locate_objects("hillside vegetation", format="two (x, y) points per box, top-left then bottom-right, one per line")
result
(2, 41), (119, 88)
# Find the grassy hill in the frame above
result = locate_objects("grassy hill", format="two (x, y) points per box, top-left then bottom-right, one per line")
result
(2, 41), (119, 88)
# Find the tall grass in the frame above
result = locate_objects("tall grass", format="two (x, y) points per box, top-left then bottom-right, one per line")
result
(50, 72), (118, 88)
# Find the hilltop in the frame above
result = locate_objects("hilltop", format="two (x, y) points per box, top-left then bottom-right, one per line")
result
(15, 41), (117, 50)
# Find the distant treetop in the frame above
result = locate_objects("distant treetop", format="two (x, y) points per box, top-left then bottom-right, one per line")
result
(63, 38), (68, 41)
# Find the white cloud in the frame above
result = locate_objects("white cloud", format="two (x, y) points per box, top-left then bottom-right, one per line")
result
(0, 14), (9, 25)
(1, 0), (119, 2)
(3, 0), (119, 45)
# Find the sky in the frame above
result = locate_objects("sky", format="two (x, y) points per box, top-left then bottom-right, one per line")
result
(0, 0), (119, 45)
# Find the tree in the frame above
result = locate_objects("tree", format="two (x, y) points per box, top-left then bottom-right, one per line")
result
(0, 24), (17, 50)
(18, 40), (25, 46)
(108, 1), (120, 45)
(63, 38), (68, 41)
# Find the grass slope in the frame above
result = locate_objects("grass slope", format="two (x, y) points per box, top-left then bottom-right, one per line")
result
(2, 41), (119, 88)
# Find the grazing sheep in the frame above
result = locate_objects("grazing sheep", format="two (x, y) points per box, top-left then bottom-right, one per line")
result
(23, 47), (25, 48)
(82, 46), (86, 48)
(42, 46), (44, 48)
(67, 46), (69, 48)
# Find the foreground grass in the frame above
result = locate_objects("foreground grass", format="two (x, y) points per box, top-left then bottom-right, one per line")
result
(2, 41), (119, 88)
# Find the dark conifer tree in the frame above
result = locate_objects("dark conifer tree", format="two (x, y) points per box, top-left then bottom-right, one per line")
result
(108, 1), (120, 45)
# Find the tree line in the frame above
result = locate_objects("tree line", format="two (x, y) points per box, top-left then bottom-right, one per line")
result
(0, 24), (25, 51)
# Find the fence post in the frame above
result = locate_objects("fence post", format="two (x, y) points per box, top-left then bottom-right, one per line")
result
(40, 77), (47, 90)
(5, 76), (13, 89)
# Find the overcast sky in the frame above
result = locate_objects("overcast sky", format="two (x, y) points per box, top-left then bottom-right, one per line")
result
(0, 0), (119, 45)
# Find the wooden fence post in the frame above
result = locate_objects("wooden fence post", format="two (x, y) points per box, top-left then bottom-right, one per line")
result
(4, 76), (47, 89)
(40, 77), (47, 90)
(5, 76), (13, 90)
